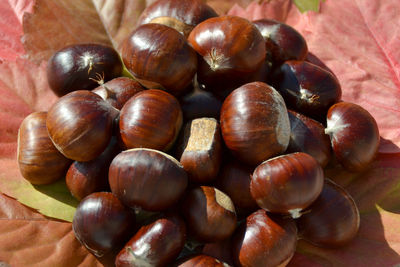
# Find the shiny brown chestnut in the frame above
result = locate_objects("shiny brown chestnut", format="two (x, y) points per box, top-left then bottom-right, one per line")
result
(92, 77), (145, 110)
(232, 210), (297, 267)
(115, 213), (186, 267)
(137, 0), (218, 37)
(216, 160), (258, 218)
(109, 148), (188, 211)
(220, 82), (290, 166)
(272, 60), (342, 122)
(253, 19), (308, 64)
(47, 44), (122, 96)
(66, 137), (120, 201)
(181, 186), (237, 243)
(180, 88), (222, 122)
(251, 152), (324, 218)
(122, 23), (197, 96)
(287, 110), (332, 167)
(177, 118), (222, 183)
(297, 179), (360, 248)
(17, 112), (71, 185)
(46, 90), (115, 162)
(188, 16), (266, 97)
(177, 254), (231, 267)
(72, 192), (135, 257)
(325, 102), (379, 171)
(119, 89), (182, 151)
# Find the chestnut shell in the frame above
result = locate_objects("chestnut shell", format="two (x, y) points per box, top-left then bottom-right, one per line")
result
(72, 192), (135, 257)
(47, 44), (122, 96)
(220, 82), (290, 166)
(18, 112), (71, 185)
(122, 23), (197, 96)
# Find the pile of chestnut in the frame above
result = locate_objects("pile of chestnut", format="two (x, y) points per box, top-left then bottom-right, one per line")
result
(17, 0), (381, 266)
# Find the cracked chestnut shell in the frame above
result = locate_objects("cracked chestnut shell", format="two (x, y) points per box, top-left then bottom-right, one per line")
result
(122, 23), (197, 96)
(137, 0), (217, 37)
(220, 82), (290, 166)
(18, 112), (71, 185)
(325, 102), (379, 171)
(47, 44), (122, 96)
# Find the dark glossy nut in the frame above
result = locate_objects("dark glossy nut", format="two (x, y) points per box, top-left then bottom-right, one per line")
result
(287, 110), (332, 167)
(119, 89), (182, 151)
(109, 148), (188, 211)
(181, 186), (237, 243)
(253, 19), (308, 64)
(177, 118), (222, 183)
(66, 137), (120, 201)
(72, 192), (135, 257)
(272, 60), (342, 122)
(216, 160), (258, 217)
(137, 0), (218, 37)
(17, 112), (71, 185)
(115, 213), (186, 267)
(220, 82), (290, 166)
(92, 77), (145, 110)
(122, 23), (197, 96)
(180, 89), (222, 122)
(47, 44), (122, 96)
(251, 152), (324, 218)
(188, 16), (266, 97)
(46, 90), (115, 162)
(232, 210), (297, 267)
(178, 254), (231, 267)
(325, 102), (380, 171)
(297, 179), (360, 248)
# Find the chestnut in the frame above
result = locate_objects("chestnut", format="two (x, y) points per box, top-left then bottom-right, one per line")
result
(47, 43), (122, 96)
(296, 179), (360, 248)
(177, 254), (231, 266)
(188, 16), (266, 97)
(122, 23), (197, 96)
(251, 152), (324, 218)
(66, 137), (120, 201)
(253, 19), (308, 65)
(177, 118), (222, 183)
(180, 89), (222, 122)
(325, 102), (380, 171)
(232, 210), (297, 267)
(115, 213), (186, 267)
(109, 148), (188, 211)
(92, 77), (145, 110)
(17, 112), (71, 185)
(137, 0), (218, 38)
(216, 160), (258, 218)
(119, 89), (182, 151)
(220, 82), (290, 166)
(287, 110), (332, 167)
(181, 186), (237, 243)
(72, 192), (135, 257)
(46, 90), (115, 162)
(272, 60), (342, 122)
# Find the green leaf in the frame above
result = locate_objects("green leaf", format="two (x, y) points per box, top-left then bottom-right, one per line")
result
(293, 0), (320, 13)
